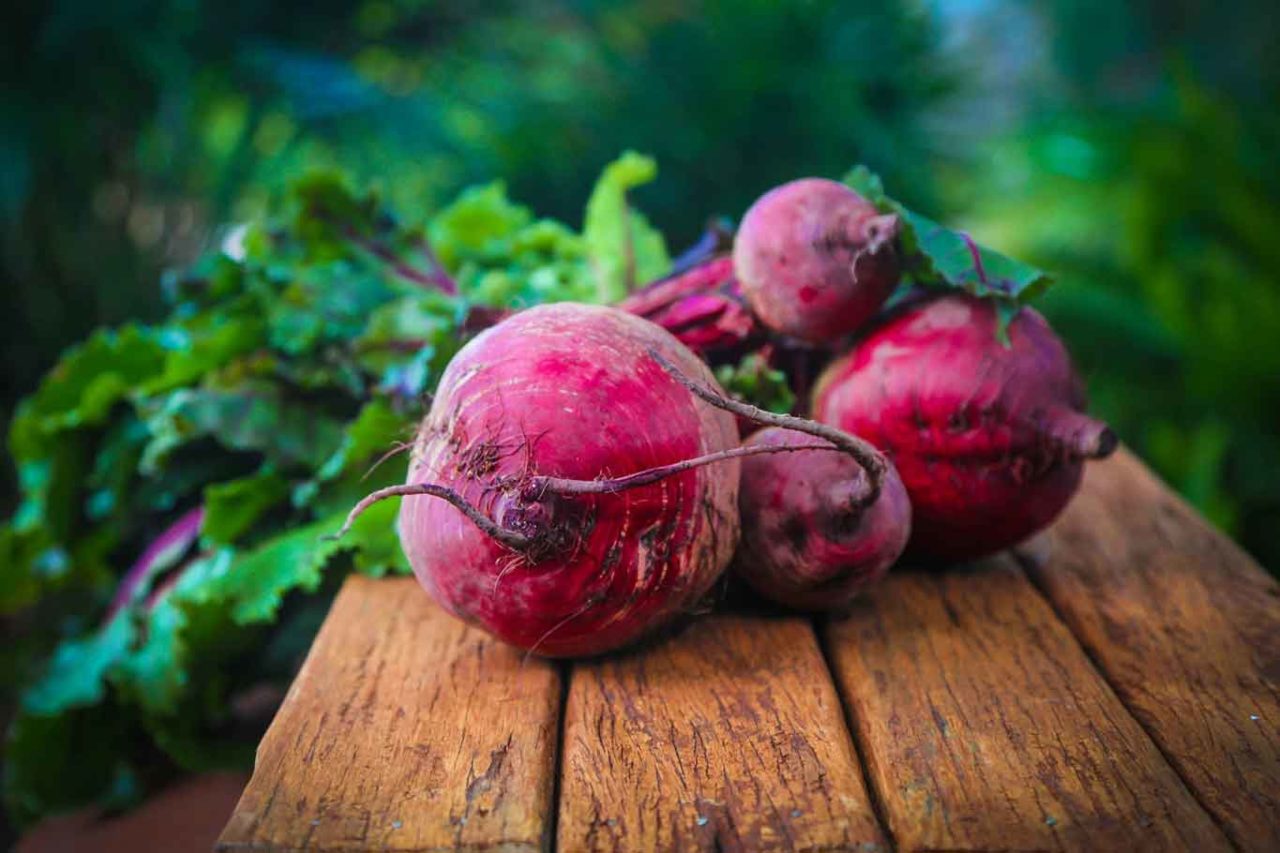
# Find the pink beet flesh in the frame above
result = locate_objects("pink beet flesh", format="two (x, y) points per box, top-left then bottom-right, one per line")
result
(812, 294), (1116, 562)
(399, 303), (740, 656)
(736, 427), (911, 610)
(734, 178), (900, 342)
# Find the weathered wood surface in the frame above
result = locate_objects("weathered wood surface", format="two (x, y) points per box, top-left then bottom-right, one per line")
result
(218, 450), (1279, 851)
(824, 556), (1230, 852)
(1024, 449), (1280, 850)
(558, 616), (885, 852)
(216, 576), (562, 852)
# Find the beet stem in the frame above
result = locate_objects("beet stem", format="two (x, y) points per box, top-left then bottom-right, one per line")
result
(330, 482), (531, 550)
(959, 231), (989, 285)
(531, 442), (841, 496)
(647, 348), (888, 507)
(336, 221), (458, 295)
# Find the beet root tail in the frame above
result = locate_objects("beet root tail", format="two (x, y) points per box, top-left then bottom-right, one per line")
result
(1046, 408), (1118, 459)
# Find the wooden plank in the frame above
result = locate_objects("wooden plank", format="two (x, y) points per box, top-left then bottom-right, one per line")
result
(558, 616), (886, 852)
(217, 576), (562, 852)
(825, 558), (1230, 852)
(1023, 449), (1280, 850)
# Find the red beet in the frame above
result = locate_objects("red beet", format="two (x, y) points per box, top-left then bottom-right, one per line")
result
(339, 304), (751, 657)
(812, 293), (1116, 562)
(735, 427), (911, 611)
(734, 178), (900, 342)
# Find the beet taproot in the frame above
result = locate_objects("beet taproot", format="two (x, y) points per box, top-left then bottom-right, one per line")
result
(734, 178), (900, 342)
(812, 293), (1116, 562)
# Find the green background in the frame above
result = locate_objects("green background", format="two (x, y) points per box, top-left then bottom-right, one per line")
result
(4, 0), (1277, 568)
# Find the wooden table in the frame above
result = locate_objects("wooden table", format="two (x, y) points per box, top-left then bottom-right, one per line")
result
(217, 450), (1279, 852)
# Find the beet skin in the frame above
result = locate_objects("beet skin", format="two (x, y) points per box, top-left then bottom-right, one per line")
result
(812, 294), (1116, 562)
(736, 427), (911, 611)
(398, 304), (741, 656)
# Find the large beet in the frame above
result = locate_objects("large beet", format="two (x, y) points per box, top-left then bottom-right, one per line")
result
(812, 294), (1116, 562)
(381, 304), (743, 656)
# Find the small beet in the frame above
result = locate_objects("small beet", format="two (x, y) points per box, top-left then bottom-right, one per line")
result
(734, 178), (900, 342)
(735, 427), (911, 611)
(812, 293), (1117, 563)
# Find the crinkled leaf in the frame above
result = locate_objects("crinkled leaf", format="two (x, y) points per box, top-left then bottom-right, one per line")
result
(144, 307), (267, 394)
(289, 171), (385, 259)
(8, 326), (166, 462)
(208, 514), (349, 625)
(354, 293), (460, 381)
(715, 353), (796, 415)
(116, 594), (189, 713)
(22, 613), (134, 715)
(264, 262), (400, 356)
(140, 384), (345, 473)
(315, 398), (412, 483)
(429, 182), (532, 270)
(342, 497), (410, 577)
(844, 164), (1053, 309)
(583, 151), (670, 301)
(202, 471), (289, 546)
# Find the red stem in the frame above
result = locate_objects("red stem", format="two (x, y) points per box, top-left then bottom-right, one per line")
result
(960, 232), (989, 285)
(529, 442), (839, 496)
(340, 224), (457, 294)
(647, 349), (888, 507)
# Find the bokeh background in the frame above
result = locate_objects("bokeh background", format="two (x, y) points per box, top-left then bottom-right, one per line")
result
(4, 0), (1277, 573)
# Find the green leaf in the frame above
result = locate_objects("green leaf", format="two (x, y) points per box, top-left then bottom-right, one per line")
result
(22, 613), (134, 715)
(144, 307), (267, 394)
(583, 151), (670, 301)
(140, 384), (345, 474)
(202, 471), (290, 546)
(8, 326), (166, 462)
(342, 497), (410, 577)
(714, 353), (796, 415)
(353, 294), (460, 384)
(315, 398), (412, 483)
(116, 594), (189, 713)
(208, 515), (349, 624)
(429, 181), (532, 271)
(843, 164), (1053, 307)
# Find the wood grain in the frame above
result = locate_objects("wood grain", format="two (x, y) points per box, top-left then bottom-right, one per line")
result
(217, 576), (562, 852)
(558, 616), (886, 852)
(1023, 449), (1280, 850)
(825, 557), (1230, 852)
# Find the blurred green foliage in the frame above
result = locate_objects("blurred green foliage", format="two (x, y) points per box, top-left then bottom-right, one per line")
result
(2, 1), (1276, 560)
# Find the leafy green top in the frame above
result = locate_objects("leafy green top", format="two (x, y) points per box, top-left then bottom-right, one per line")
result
(1, 154), (668, 826)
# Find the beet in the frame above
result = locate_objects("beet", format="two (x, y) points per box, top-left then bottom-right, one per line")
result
(355, 304), (751, 656)
(735, 427), (911, 611)
(733, 178), (900, 342)
(812, 293), (1117, 562)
